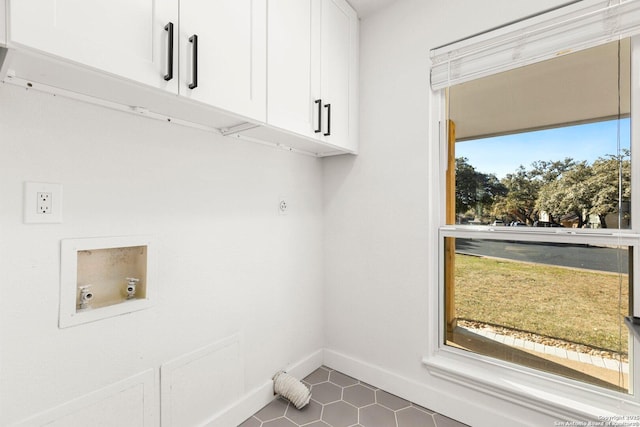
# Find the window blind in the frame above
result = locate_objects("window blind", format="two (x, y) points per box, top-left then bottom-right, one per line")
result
(430, 0), (640, 90)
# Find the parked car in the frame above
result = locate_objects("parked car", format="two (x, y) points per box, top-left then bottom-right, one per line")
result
(491, 220), (505, 226)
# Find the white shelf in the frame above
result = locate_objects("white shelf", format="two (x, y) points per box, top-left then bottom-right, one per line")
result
(0, 47), (354, 157)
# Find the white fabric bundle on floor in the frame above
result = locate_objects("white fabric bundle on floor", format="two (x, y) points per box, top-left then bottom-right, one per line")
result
(272, 371), (311, 409)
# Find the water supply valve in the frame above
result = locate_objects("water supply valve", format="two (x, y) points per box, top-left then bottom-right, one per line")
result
(79, 285), (94, 310)
(125, 277), (139, 299)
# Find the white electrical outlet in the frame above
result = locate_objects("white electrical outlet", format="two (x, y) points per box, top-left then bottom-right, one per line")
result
(37, 192), (52, 214)
(24, 182), (63, 223)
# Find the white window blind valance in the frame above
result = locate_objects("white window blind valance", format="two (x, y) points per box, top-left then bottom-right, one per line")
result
(430, 0), (640, 90)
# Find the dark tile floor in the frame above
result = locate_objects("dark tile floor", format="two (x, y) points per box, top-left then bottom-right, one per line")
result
(239, 366), (468, 427)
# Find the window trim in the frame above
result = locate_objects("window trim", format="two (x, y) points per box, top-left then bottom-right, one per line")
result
(430, 0), (640, 90)
(423, 41), (640, 417)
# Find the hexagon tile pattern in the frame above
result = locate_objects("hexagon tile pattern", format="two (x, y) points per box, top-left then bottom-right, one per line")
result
(239, 366), (468, 427)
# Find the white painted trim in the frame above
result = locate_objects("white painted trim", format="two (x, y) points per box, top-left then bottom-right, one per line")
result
(323, 348), (534, 427)
(425, 88), (446, 360)
(202, 379), (274, 427)
(631, 40), (640, 400)
(431, 0), (640, 90)
(280, 348), (326, 384)
(633, 238), (640, 396)
(423, 349), (640, 421)
(440, 226), (640, 246)
(200, 348), (324, 427)
(0, 0), (6, 46)
(630, 36), (640, 235)
(13, 369), (157, 427)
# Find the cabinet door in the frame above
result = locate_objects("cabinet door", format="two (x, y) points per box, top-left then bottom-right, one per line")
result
(0, 0), (6, 46)
(8, 0), (178, 93)
(180, 0), (266, 122)
(267, 0), (320, 139)
(320, 0), (358, 152)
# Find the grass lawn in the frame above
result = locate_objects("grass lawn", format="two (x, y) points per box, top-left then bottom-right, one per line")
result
(453, 253), (629, 353)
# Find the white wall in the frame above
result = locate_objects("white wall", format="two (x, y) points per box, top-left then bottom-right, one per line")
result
(0, 83), (324, 425)
(323, 1), (574, 426)
(0, 1), (598, 425)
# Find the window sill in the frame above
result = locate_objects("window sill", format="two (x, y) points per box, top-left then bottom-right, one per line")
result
(422, 348), (640, 421)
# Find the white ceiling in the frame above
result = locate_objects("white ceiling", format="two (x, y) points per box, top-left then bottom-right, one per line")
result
(347, 0), (398, 18)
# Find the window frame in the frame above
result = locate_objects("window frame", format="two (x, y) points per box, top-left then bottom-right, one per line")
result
(423, 37), (640, 419)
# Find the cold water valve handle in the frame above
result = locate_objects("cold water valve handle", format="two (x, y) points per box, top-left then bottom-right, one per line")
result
(125, 277), (139, 299)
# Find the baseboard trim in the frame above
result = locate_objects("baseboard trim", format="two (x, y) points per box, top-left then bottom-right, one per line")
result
(201, 348), (324, 427)
(323, 349), (540, 427)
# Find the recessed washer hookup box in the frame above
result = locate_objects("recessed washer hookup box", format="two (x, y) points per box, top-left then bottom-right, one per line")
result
(59, 235), (156, 328)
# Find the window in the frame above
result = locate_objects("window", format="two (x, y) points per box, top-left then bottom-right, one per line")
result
(427, 0), (640, 416)
(445, 39), (633, 392)
(445, 40), (633, 391)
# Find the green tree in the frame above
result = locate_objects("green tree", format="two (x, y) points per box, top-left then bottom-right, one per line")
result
(530, 158), (577, 184)
(536, 161), (592, 227)
(513, 153), (628, 229)
(455, 157), (506, 221)
(455, 157), (479, 214)
(494, 158), (576, 225)
(587, 151), (630, 228)
(492, 165), (540, 224)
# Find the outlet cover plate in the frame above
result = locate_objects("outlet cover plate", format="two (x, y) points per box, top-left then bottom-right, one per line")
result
(24, 182), (63, 223)
(278, 195), (290, 215)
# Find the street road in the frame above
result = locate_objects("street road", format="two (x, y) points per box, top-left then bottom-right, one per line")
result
(455, 238), (629, 274)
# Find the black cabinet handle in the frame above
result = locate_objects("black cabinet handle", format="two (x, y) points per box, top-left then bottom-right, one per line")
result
(189, 34), (198, 89)
(314, 99), (322, 133)
(324, 103), (331, 136)
(164, 22), (174, 81)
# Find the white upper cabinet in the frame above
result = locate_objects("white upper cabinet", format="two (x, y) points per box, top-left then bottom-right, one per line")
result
(179, 0), (266, 122)
(267, 0), (358, 152)
(267, 0), (319, 139)
(319, 0), (358, 152)
(3, 0), (355, 155)
(7, 0), (179, 93)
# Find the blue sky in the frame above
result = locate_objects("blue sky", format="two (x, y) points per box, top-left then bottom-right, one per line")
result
(456, 118), (631, 179)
